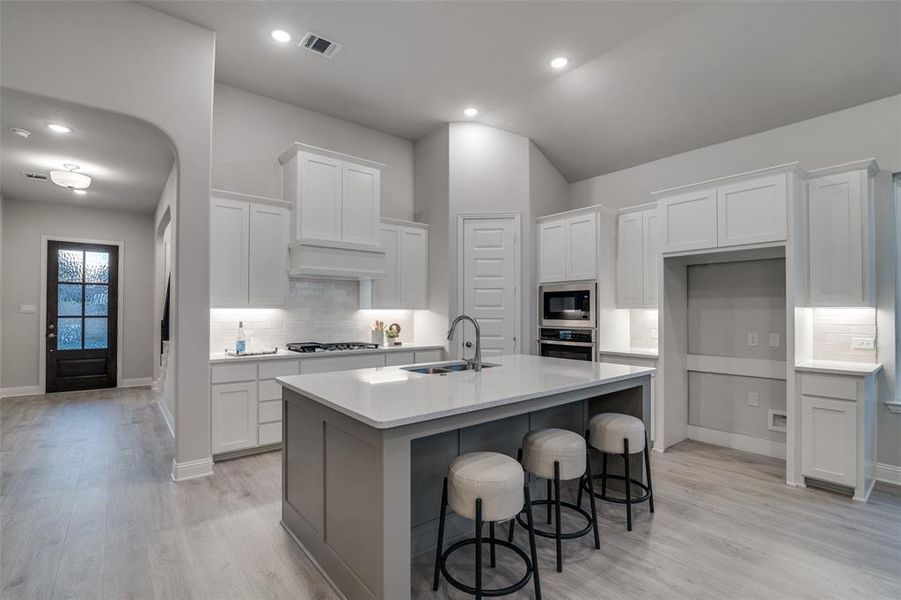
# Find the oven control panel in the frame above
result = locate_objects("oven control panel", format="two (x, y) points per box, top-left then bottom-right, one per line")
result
(539, 328), (595, 343)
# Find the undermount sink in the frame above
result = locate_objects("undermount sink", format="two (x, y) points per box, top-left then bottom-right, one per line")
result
(401, 361), (498, 375)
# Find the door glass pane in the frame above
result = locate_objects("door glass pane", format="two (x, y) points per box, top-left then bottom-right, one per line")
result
(85, 251), (109, 283)
(84, 285), (108, 316)
(58, 284), (82, 316)
(58, 318), (82, 350)
(58, 250), (83, 282)
(84, 318), (108, 349)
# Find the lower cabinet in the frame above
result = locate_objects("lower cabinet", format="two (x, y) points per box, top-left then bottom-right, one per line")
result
(211, 381), (258, 455)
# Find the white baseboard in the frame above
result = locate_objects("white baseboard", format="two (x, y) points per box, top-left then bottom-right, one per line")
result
(158, 398), (175, 439)
(120, 377), (152, 388)
(171, 457), (213, 482)
(875, 462), (901, 486)
(686, 425), (786, 459)
(0, 385), (42, 398)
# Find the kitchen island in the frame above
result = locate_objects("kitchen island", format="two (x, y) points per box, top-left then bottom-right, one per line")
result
(276, 354), (654, 600)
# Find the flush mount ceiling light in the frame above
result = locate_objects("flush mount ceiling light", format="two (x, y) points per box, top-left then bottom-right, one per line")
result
(72, 189), (87, 196)
(550, 57), (569, 69)
(50, 164), (91, 189)
(9, 127), (31, 138)
(463, 107), (479, 117)
(47, 123), (72, 134)
(270, 29), (292, 43)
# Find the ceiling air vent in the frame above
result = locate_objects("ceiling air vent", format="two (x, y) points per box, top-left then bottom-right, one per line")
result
(299, 31), (342, 59)
(22, 171), (49, 181)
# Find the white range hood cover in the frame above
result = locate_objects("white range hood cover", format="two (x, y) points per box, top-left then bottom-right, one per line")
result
(288, 238), (386, 280)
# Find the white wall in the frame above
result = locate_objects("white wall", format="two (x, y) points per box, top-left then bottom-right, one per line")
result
(1, 0), (216, 478)
(0, 198), (155, 389)
(569, 95), (901, 209)
(213, 83), (415, 220)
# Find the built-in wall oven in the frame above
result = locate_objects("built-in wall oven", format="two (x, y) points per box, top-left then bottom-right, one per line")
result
(537, 328), (596, 362)
(539, 281), (596, 329)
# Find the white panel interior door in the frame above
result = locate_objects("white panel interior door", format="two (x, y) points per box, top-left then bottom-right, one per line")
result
(616, 212), (644, 307)
(461, 218), (518, 358)
(341, 162), (380, 245)
(210, 197), (249, 307)
(299, 152), (342, 241)
(248, 204), (289, 307)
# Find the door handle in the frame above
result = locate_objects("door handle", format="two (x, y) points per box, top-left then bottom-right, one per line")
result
(47, 333), (57, 338)
(464, 341), (473, 348)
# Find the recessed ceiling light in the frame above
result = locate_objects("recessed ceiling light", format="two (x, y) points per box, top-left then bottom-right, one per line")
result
(463, 107), (479, 117)
(72, 189), (87, 196)
(50, 164), (91, 189)
(47, 123), (72, 134)
(270, 29), (292, 43)
(550, 57), (569, 69)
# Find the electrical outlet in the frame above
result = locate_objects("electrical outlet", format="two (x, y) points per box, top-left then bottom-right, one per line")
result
(747, 392), (759, 407)
(747, 331), (759, 347)
(852, 337), (875, 350)
(768, 333), (780, 348)
(18, 304), (35, 314)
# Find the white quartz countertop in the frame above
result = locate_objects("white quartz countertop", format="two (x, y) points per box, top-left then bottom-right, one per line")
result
(210, 344), (445, 364)
(276, 354), (655, 429)
(795, 360), (883, 376)
(597, 346), (659, 359)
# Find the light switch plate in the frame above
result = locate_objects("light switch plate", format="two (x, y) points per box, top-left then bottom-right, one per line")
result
(747, 331), (759, 347)
(748, 392), (759, 407)
(768, 333), (780, 348)
(852, 337), (875, 350)
(18, 304), (36, 314)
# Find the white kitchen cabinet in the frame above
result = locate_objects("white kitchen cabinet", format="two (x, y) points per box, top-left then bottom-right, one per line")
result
(642, 210), (660, 306)
(385, 351), (416, 366)
(360, 220), (429, 309)
(658, 188), (717, 253)
(414, 349), (444, 363)
(806, 161), (876, 307)
(300, 352), (387, 374)
(210, 197), (249, 307)
(211, 381), (258, 455)
(616, 207), (659, 308)
(298, 151), (342, 242)
(538, 210), (599, 283)
(341, 162), (381, 245)
(716, 175), (787, 247)
(210, 192), (289, 308)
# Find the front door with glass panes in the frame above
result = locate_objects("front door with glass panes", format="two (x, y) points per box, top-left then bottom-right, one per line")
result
(46, 241), (119, 392)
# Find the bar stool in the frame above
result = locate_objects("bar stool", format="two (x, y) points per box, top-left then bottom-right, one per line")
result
(508, 428), (601, 572)
(433, 452), (542, 600)
(579, 413), (654, 531)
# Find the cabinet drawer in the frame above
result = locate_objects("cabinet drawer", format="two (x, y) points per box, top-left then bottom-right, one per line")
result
(800, 373), (858, 401)
(258, 378), (282, 402)
(258, 399), (282, 424)
(301, 353), (386, 374)
(385, 351), (415, 366)
(414, 349), (444, 364)
(259, 422), (282, 445)
(258, 360), (299, 379)
(211, 362), (257, 384)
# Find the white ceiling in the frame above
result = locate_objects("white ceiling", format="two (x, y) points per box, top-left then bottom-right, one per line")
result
(0, 90), (174, 213)
(143, 1), (901, 181)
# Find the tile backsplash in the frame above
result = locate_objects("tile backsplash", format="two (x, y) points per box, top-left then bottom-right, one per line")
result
(812, 307), (877, 363)
(630, 309), (659, 349)
(210, 279), (414, 353)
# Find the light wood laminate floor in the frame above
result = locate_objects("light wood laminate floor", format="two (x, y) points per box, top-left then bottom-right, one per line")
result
(2, 387), (899, 600)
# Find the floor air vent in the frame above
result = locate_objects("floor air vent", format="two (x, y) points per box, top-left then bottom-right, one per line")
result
(299, 31), (342, 58)
(22, 171), (49, 181)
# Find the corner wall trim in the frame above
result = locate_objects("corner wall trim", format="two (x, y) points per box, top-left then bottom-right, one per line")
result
(686, 425), (786, 459)
(875, 462), (901, 486)
(120, 377), (153, 388)
(158, 398), (175, 439)
(0, 385), (42, 399)
(171, 457), (213, 482)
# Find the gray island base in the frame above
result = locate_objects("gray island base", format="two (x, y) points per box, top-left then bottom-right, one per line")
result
(276, 355), (654, 600)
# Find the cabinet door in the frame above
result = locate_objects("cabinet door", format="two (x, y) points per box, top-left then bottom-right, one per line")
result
(248, 204), (289, 307)
(642, 209), (660, 306)
(299, 152), (342, 242)
(566, 213), (597, 281)
(801, 395), (857, 487)
(300, 353), (386, 374)
(808, 172), (864, 305)
(659, 188), (717, 253)
(616, 212), (644, 308)
(210, 197), (249, 307)
(212, 381), (258, 454)
(341, 162), (381, 246)
(538, 220), (567, 283)
(368, 224), (402, 308)
(401, 227), (428, 308)
(717, 174), (787, 247)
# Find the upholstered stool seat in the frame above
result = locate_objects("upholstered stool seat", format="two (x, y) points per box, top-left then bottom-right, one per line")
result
(522, 428), (587, 481)
(588, 413), (646, 454)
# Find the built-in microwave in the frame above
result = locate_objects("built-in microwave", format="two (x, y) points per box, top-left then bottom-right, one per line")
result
(539, 281), (596, 328)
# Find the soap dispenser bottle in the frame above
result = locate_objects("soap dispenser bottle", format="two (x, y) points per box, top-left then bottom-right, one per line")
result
(236, 321), (247, 354)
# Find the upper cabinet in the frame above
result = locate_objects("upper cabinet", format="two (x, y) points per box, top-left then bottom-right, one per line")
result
(538, 210), (598, 283)
(360, 219), (429, 309)
(210, 191), (290, 308)
(616, 206), (659, 308)
(656, 165), (798, 254)
(806, 160), (877, 307)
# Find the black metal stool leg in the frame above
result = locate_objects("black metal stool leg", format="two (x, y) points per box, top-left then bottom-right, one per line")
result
(475, 498), (483, 600)
(524, 485), (542, 600)
(546, 479), (552, 524)
(553, 461), (563, 572)
(623, 438), (632, 532)
(644, 431), (655, 513)
(577, 429), (589, 509)
(432, 478), (448, 591)
(601, 452), (608, 496)
(507, 516), (516, 543)
(489, 522), (496, 568)
(585, 449), (600, 549)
